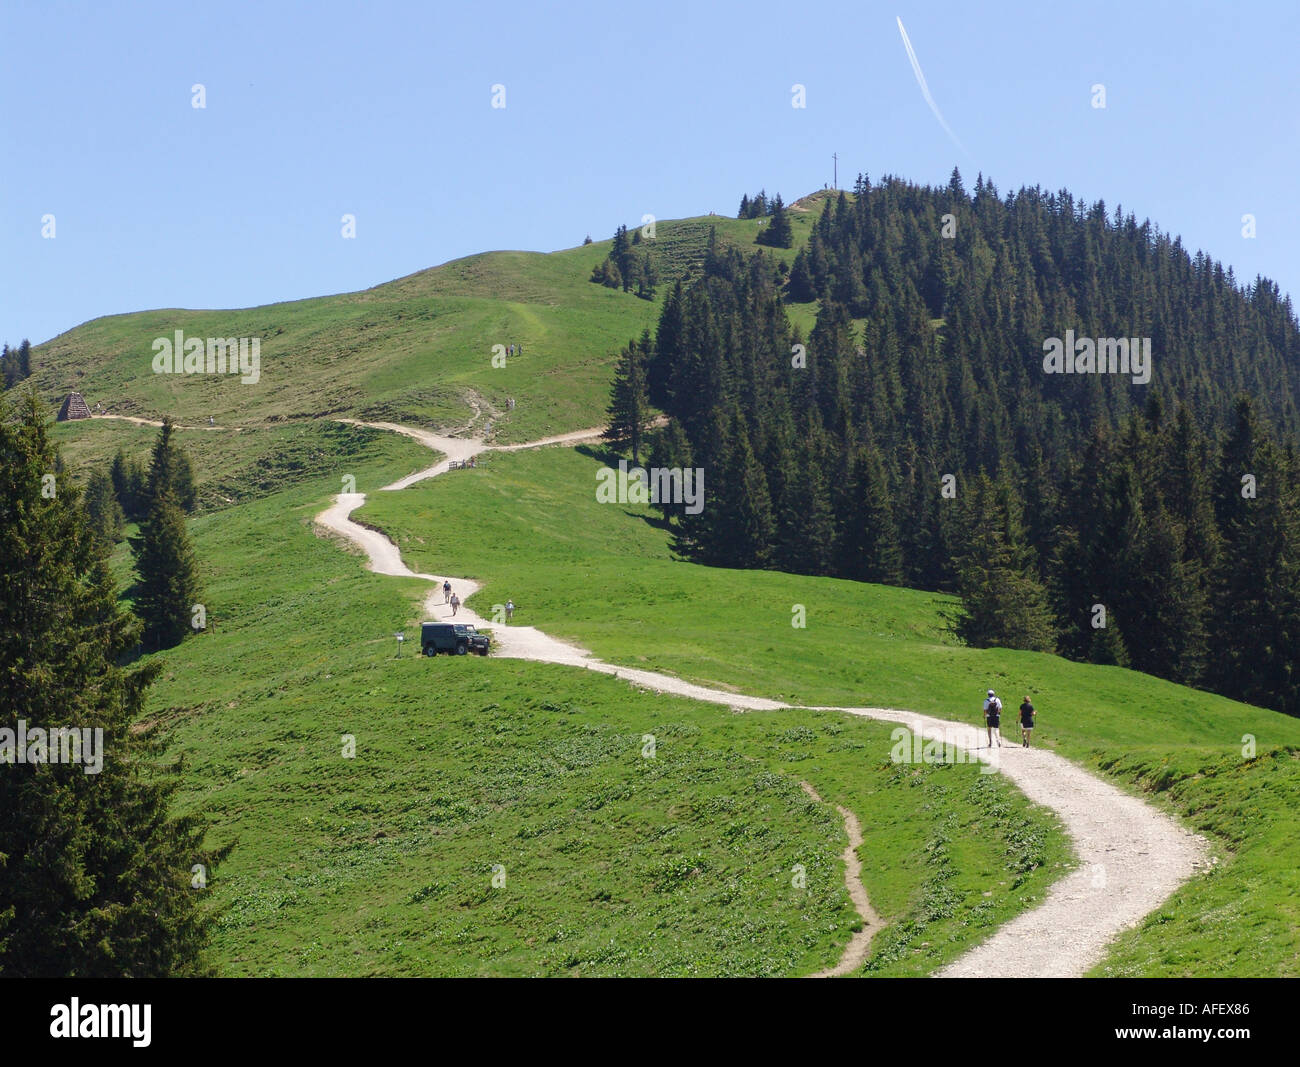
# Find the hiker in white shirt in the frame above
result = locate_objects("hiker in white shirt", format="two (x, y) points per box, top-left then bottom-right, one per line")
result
(983, 689), (1004, 748)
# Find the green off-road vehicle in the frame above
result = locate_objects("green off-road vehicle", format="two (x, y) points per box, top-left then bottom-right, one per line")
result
(421, 622), (490, 657)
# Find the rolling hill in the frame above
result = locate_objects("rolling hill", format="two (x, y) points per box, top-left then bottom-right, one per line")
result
(14, 189), (1300, 976)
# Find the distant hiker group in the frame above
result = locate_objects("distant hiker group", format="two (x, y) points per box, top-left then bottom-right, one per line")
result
(442, 580), (460, 615)
(982, 690), (1036, 748)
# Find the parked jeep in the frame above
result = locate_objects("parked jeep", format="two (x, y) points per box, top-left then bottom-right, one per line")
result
(421, 621), (490, 656)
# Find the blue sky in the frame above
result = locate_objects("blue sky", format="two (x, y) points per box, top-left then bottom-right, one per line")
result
(4, 0), (1299, 345)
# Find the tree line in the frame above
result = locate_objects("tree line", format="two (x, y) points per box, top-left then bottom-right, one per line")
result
(606, 171), (1300, 717)
(2, 340), (33, 390)
(81, 419), (202, 651)
(590, 223), (658, 299)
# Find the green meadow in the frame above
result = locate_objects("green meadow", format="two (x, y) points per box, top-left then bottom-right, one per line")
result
(359, 442), (1300, 976)
(31, 191), (1300, 976)
(98, 436), (1065, 977)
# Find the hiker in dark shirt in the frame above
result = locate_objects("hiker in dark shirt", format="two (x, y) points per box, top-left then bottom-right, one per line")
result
(1019, 697), (1036, 747)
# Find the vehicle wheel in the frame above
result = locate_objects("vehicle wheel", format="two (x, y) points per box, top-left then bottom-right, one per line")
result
(423, 645), (436, 657)
(478, 647), (488, 656)
(456, 643), (467, 655)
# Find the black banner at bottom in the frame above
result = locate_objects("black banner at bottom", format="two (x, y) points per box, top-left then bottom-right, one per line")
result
(2, 976), (1285, 1053)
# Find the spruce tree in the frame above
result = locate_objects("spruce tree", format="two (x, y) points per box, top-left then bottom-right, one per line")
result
(83, 466), (125, 547)
(610, 225), (634, 292)
(950, 476), (1056, 652)
(604, 339), (651, 465)
(141, 417), (197, 514)
(647, 419), (694, 525)
(840, 441), (903, 583)
(130, 490), (203, 651)
(786, 249), (816, 303)
(0, 391), (222, 976)
(757, 194), (793, 248)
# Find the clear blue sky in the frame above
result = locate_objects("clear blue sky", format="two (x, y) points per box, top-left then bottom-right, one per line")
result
(4, 0), (1298, 345)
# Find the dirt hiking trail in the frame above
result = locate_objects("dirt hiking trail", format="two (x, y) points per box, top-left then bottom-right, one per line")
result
(314, 418), (1209, 978)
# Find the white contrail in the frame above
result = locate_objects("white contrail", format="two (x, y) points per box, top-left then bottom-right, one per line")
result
(896, 16), (966, 154)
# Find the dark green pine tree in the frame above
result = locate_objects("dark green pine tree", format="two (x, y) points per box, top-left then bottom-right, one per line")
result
(83, 465), (125, 547)
(610, 224), (634, 293)
(0, 390), (224, 976)
(680, 409), (773, 568)
(646, 418), (693, 526)
(786, 248), (816, 303)
(788, 436), (837, 576)
(604, 338), (651, 465)
(758, 194), (793, 248)
(636, 252), (657, 300)
(839, 440), (903, 583)
(1208, 399), (1300, 710)
(590, 258), (621, 289)
(950, 475), (1056, 652)
(144, 417), (198, 514)
(716, 413), (775, 569)
(1086, 610), (1131, 667)
(110, 449), (146, 521)
(130, 490), (203, 651)
(1208, 398), (1272, 699)
(1, 344), (12, 389)
(766, 416), (805, 573)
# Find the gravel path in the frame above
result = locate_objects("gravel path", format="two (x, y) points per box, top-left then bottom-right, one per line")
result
(801, 781), (885, 978)
(313, 420), (1211, 978)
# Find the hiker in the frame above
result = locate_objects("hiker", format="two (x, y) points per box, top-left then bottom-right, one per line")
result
(1019, 696), (1036, 747)
(983, 689), (1004, 748)
(443, 580), (451, 604)
(450, 593), (460, 616)
(208, 415), (214, 426)
(505, 599), (514, 621)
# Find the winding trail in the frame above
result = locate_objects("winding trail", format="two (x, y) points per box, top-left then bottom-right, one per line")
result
(801, 781), (884, 978)
(313, 418), (1210, 978)
(90, 413), (229, 430)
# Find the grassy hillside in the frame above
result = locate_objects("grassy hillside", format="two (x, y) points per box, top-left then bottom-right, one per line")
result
(358, 441), (1300, 976)
(99, 428), (1065, 977)
(29, 197), (828, 475)
(33, 188), (1299, 977)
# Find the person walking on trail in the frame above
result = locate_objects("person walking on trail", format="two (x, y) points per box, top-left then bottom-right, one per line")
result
(1019, 696), (1036, 747)
(505, 599), (514, 621)
(450, 593), (460, 616)
(983, 689), (1004, 748)
(443, 580), (452, 604)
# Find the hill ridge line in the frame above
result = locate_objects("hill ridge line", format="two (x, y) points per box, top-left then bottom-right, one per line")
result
(313, 418), (1211, 978)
